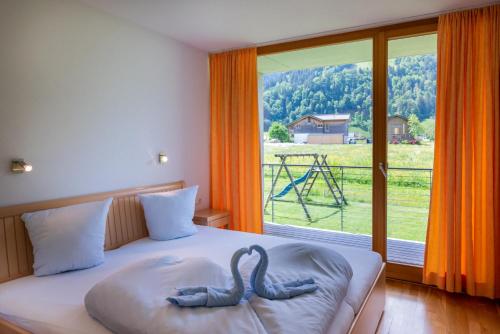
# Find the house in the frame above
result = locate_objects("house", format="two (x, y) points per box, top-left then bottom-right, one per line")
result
(287, 114), (350, 144)
(387, 115), (413, 142)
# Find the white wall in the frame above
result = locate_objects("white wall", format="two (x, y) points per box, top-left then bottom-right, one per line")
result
(0, 0), (210, 206)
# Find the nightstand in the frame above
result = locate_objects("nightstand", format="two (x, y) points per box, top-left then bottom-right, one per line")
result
(193, 209), (230, 229)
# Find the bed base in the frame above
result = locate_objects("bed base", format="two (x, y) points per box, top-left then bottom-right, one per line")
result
(348, 263), (386, 334)
(0, 317), (30, 334)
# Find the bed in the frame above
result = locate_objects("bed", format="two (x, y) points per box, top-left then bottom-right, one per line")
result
(0, 181), (385, 334)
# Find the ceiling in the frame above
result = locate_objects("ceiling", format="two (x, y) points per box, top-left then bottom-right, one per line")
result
(257, 34), (437, 74)
(258, 39), (373, 73)
(79, 0), (494, 52)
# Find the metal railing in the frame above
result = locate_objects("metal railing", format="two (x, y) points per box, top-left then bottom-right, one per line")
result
(262, 163), (432, 243)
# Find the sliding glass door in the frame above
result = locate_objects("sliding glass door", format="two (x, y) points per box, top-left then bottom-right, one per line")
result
(257, 19), (438, 282)
(258, 40), (374, 250)
(386, 34), (437, 266)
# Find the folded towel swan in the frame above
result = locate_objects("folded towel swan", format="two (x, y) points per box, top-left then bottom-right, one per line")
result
(167, 245), (318, 307)
(166, 247), (251, 307)
(249, 244), (318, 300)
(85, 243), (353, 333)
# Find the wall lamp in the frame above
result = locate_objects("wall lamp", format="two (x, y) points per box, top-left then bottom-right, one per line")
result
(11, 159), (33, 173)
(158, 153), (168, 164)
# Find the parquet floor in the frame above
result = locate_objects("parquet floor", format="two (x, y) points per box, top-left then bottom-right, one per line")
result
(377, 280), (500, 334)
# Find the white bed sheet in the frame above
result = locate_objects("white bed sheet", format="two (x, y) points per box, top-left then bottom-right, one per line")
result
(0, 226), (381, 334)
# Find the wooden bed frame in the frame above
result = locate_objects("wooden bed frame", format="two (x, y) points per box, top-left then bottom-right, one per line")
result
(349, 263), (385, 334)
(0, 181), (385, 334)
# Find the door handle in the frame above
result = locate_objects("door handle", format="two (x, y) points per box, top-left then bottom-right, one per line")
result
(378, 162), (387, 179)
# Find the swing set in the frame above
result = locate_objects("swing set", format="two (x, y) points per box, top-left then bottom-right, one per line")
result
(264, 153), (347, 221)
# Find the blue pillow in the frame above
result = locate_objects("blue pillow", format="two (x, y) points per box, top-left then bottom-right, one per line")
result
(22, 198), (112, 276)
(139, 186), (198, 241)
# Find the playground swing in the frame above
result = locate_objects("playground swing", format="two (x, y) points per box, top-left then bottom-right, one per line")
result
(264, 153), (347, 221)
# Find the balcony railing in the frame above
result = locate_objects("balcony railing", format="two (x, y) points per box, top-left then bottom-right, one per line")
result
(262, 163), (432, 265)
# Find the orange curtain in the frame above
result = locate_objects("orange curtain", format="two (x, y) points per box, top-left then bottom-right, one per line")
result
(209, 48), (263, 234)
(424, 5), (500, 298)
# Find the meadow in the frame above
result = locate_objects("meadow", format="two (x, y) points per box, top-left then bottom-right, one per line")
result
(263, 142), (434, 242)
(263, 142), (434, 168)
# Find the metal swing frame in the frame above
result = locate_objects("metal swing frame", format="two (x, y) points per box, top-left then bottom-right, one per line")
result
(264, 153), (347, 221)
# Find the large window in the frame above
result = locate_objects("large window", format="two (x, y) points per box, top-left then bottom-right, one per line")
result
(386, 34), (437, 265)
(257, 20), (438, 282)
(259, 39), (374, 249)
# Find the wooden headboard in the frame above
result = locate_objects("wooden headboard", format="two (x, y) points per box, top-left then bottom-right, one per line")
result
(0, 181), (185, 283)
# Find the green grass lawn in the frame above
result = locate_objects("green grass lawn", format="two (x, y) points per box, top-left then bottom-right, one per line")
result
(264, 141), (434, 168)
(263, 142), (434, 242)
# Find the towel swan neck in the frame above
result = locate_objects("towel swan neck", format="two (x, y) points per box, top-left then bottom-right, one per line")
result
(249, 245), (268, 292)
(229, 247), (252, 294)
(167, 247), (251, 307)
(248, 244), (318, 300)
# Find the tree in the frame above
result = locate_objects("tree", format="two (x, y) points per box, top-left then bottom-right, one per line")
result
(408, 114), (424, 138)
(268, 122), (290, 142)
(263, 54), (437, 129)
(263, 119), (272, 132)
(421, 118), (435, 140)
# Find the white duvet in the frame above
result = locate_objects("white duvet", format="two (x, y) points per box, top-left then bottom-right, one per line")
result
(85, 243), (353, 334)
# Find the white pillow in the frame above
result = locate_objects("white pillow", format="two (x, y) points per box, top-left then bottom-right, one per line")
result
(22, 198), (112, 276)
(139, 186), (198, 241)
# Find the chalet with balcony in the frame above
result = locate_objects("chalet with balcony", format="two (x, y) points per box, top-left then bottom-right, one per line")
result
(287, 114), (350, 144)
(387, 115), (413, 142)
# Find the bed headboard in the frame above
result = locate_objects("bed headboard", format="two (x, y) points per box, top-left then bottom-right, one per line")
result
(0, 181), (185, 283)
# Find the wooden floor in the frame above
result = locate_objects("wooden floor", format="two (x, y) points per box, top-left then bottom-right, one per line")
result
(377, 280), (500, 334)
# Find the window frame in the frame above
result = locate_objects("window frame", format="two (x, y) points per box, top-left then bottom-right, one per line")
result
(257, 18), (438, 284)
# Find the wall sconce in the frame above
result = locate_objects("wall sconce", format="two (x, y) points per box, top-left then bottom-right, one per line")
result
(158, 153), (168, 164)
(11, 159), (33, 173)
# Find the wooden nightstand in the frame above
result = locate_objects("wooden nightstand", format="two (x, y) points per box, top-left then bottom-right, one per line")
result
(193, 209), (230, 229)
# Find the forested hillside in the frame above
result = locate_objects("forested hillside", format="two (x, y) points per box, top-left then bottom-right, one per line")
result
(262, 55), (436, 132)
